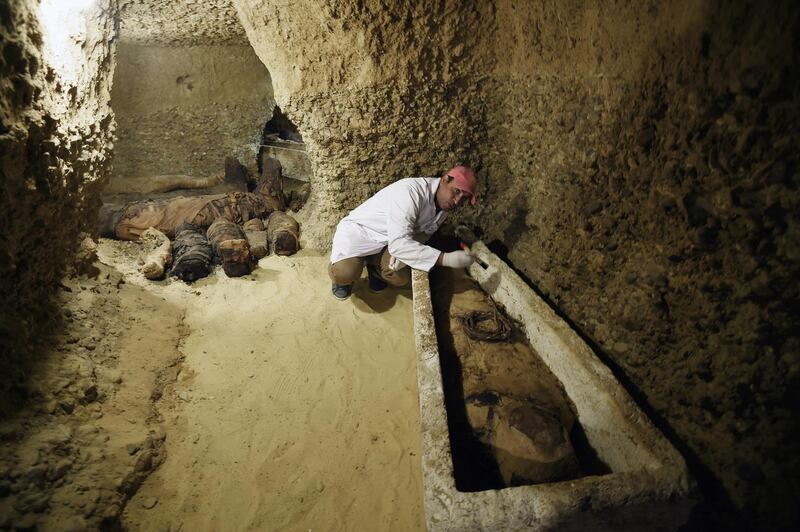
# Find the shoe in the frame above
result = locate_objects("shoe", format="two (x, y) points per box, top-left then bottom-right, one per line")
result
(331, 283), (352, 301)
(367, 265), (388, 293)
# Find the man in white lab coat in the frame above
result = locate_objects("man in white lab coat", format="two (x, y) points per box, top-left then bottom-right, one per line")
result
(328, 165), (478, 300)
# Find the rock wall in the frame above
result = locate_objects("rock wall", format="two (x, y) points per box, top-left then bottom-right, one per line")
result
(119, 0), (247, 46)
(235, 0), (799, 529)
(111, 43), (273, 180)
(233, 0), (495, 247)
(483, 2), (799, 530)
(0, 0), (117, 396)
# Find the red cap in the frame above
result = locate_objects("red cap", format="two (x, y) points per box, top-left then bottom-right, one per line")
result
(446, 165), (477, 205)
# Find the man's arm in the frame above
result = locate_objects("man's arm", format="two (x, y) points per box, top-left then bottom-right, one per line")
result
(385, 188), (476, 271)
(386, 192), (442, 271)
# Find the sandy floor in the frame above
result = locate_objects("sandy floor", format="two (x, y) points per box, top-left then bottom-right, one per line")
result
(106, 242), (426, 530)
(0, 240), (425, 530)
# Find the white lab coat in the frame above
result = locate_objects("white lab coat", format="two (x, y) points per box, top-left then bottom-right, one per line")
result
(330, 177), (447, 272)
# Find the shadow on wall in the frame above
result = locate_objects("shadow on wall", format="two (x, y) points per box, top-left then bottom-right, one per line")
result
(482, 2), (800, 531)
(0, 0), (116, 416)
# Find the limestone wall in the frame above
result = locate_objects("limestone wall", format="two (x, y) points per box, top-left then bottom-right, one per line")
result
(233, 0), (495, 247)
(482, 2), (799, 529)
(119, 0), (247, 46)
(0, 0), (117, 392)
(235, 1), (799, 529)
(111, 43), (273, 180)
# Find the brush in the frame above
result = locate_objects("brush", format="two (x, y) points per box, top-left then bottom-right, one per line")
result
(455, 225), (489, 269)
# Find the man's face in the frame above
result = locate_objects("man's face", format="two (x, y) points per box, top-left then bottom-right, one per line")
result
(436, 176), (471, 211)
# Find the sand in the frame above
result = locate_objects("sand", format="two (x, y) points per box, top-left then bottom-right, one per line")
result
(0, 238), (425, 531)
(111, 244), (425, 531)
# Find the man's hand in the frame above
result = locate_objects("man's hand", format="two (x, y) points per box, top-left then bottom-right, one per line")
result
(441, 250), (476, 269)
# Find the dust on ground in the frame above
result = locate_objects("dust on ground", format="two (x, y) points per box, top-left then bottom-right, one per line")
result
(0, 239), (425, 531)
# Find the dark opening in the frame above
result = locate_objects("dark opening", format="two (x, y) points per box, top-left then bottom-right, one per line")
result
(257, 105), (312, 211)
(263, 105), (303, 142)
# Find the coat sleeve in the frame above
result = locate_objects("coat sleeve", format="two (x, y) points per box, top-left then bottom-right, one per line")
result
(386, 189), (441, 271)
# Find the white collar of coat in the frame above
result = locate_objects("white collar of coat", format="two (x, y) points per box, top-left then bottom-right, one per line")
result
(428, 177), (441, 205)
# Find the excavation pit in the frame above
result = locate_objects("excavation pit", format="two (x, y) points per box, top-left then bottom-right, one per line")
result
(413, 241), (695, 531)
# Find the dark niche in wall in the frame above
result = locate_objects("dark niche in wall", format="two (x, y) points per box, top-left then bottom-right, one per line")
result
(258, 106), (312, 212)
(262, 105), (303, 143)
